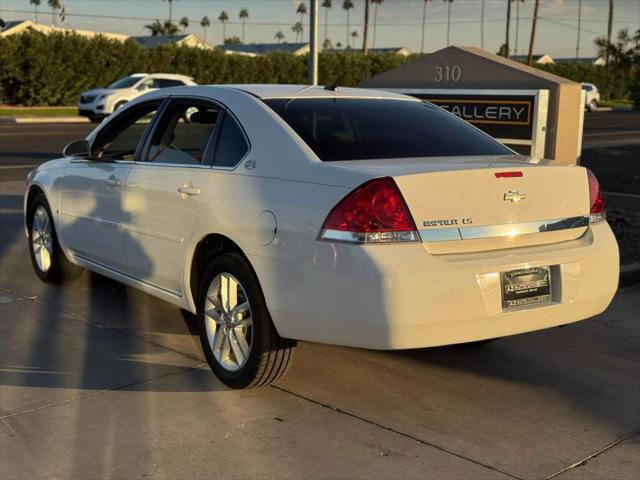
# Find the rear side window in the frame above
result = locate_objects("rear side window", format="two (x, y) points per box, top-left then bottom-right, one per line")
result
(213, 114), (249, 168)
(264, 98), (512, 161)
(159, 79), (185, 88)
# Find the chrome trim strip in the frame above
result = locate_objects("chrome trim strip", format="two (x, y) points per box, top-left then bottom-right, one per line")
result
(419, 216), (589, 243)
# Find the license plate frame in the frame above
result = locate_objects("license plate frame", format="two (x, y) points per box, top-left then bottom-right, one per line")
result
(501, 266), (551, 310)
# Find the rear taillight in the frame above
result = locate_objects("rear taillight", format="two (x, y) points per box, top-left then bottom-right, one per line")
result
(319, 177), (419, 244)
(587, 169), (606, 224)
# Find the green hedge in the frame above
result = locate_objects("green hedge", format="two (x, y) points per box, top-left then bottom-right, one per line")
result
(1, 31), (635, 106)
(0, 31), (413, 105)
(535, 63), (633, 100)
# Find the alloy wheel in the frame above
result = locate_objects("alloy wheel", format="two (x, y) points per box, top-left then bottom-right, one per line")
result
(31, 206), (53, 273)
(204, 273), (253, 372)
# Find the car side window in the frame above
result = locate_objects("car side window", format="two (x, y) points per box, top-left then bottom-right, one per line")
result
(92, 102), (160, 161)
(159, 79), (185, 88)
(145, 101), (221, 166)
(213, 114), (249, 168)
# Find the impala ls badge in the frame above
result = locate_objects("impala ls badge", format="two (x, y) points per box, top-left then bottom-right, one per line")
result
(504, 190), (527, 203)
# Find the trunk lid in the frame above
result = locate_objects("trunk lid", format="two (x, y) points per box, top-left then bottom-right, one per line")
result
(328, 156), (591, 254)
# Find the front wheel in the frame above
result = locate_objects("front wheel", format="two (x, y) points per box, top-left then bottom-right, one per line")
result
(588, 99), (598, 112)
(198, 253), (296, 389)
(28, 193), (83, 283)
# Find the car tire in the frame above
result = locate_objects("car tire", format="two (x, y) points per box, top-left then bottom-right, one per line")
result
(588, 99), (598, 112)
(197, 252), (296, 389)
(27, 193), (83, 283)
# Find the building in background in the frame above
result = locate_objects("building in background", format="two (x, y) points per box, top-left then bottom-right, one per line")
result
(0, 19), (128, 42)
(217, 42), (310, 57)
(130, 34), (211, 50)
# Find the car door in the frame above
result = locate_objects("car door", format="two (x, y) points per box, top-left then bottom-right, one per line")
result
(121, 98), (223, 294)
(58, 100), (162, 271)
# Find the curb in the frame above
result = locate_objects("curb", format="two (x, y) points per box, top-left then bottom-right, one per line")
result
(620, 262), (640, 288)
(0, 116), (90, 124)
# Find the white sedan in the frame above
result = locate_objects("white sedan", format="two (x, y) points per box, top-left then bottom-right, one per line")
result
(25, 85), (619, 388)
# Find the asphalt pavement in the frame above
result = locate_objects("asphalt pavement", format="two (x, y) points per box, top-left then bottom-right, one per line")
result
(1, 112), (639, 479)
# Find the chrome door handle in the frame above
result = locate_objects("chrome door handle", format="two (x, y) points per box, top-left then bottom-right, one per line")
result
(178, 183), (201, 198)
(105, 176), (122, 187)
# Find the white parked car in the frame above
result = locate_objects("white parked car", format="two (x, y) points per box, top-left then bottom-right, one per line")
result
(26, 85), (619, 388)
(582, 82), (601, 112)
(77, 73), (196, 122)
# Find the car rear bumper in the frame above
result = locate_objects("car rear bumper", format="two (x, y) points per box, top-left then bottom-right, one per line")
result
(252, 222), (619, 349)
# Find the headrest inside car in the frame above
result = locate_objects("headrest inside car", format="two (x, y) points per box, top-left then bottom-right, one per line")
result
(189, 110), (218, 125)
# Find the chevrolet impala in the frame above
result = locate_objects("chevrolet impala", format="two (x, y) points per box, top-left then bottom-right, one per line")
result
(24, 85), (619, 388)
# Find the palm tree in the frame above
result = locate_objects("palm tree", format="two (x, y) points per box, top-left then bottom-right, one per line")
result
(163, 0), (176, 23)
(514, 0), (524, 56)
(362, 0), (370, 54)
(606, 0), (614, 65)
(322, 38), (333, 50)
(218, 10), (229, 43)
(336, 41), (342, 49)
(179, 16), (189, 32)
(350, 29), (358, 49)
(576, 0), (582, 59)
(200, 16), (210, 43)
(342, 0), (354, 47)
(164, 20), (179, 36)
(144, 19), (165, 36)
(292, 22), (303, 42)
(322, 0), (332, 45)
(239, 8), (249, 43)
(504, 0), (512, 57)
(30, 0), (41, 23)
(296, 3), (307, 42)
(480, 0), (485, 49)
(420, 0), (432, 54)
(443, 0), (453, 47)
(48, 0), (60, 26)
(527, 0), (540, 66)
(371, 0), (383, 48)
(274, 30), (285, 43)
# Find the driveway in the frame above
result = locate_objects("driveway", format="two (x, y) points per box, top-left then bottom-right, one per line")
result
(1, 178), (638, 479)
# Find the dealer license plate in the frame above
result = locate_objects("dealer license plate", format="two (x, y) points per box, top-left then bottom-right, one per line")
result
(501, 267), (551, 310)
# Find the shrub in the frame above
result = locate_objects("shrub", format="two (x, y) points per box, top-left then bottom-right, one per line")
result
(535, 63), (632, 100)
(0, 31), (413, 105)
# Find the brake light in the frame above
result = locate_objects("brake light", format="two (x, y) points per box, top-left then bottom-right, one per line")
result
(587, 169), (605, 223)
(495, 171), (523, 178)
(320, 177), (419, 243)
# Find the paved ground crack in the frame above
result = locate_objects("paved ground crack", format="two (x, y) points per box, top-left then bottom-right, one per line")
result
(544, 428), (640, 479)
(271, 385), (523, 480)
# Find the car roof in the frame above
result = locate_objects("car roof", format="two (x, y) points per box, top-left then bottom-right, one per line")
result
(223, 84), (418, 101)
(145, 73), (193, 80)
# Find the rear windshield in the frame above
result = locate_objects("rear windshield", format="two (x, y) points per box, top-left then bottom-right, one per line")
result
(264, 98), (512, 161)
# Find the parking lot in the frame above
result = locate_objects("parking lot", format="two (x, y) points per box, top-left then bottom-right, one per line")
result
(1, 113), (639, 479)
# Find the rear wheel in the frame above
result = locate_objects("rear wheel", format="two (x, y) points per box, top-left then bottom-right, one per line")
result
(28, 193), (83, 283)
(588, 99), (598, 112)
(198, 253), (296, 388)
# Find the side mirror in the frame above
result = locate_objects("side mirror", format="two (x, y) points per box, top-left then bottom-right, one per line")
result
(63, 139), (91, 158)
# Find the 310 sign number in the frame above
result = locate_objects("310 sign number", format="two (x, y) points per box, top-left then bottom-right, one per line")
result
(434, 65), (462, 82)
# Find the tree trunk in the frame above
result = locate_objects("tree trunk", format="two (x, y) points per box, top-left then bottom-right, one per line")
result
(346, 10), (350, 46)
(362, 0), (370, 55)
(421, 1), (427, 54)
(480, 0), (485, 50)
(527, 0), (540, 66)
(325, 7), (329, 43)
(606, 0), (614, 66)
(576, 0), (582, 60)
(446, 2), (451, 46)
(505, 0), (511, 58)
(515, 0), (520, 55)
(372, 3), (378, 48)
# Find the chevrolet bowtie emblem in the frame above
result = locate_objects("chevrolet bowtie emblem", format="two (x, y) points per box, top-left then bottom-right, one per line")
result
(504, 190), (527, 203)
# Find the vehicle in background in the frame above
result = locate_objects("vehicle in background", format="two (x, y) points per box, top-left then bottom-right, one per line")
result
(77, 73), (196, 122)
(582, 83), (600, 112)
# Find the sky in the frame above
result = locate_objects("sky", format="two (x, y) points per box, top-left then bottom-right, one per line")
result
(1, 0), (639, 58)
